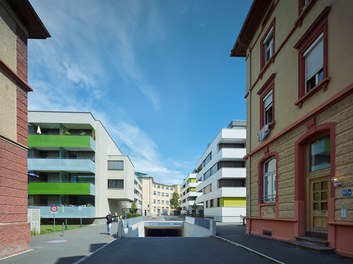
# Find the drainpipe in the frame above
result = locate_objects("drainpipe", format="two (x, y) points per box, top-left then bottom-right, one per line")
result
(247, 46), (253, 234)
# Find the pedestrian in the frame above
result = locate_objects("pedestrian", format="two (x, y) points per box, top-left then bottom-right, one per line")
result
(106, 212), (113, 235)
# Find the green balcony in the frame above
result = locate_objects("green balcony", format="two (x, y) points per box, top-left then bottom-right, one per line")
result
(28, 135), (95, 151)
(28, 182), (95, 195)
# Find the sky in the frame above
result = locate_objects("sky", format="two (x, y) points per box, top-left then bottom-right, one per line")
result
(28, 0), (252, 185)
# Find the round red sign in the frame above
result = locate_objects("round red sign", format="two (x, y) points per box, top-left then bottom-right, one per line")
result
(50, 205), (58, 213)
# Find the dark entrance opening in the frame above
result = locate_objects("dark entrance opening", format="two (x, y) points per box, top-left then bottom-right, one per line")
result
(145, 228), (182, 237)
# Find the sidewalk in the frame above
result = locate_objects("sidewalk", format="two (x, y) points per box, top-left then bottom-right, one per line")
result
(0, 223), (117, 264)
(215, 224), (353, 264)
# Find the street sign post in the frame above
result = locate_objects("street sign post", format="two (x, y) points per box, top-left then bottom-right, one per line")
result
(50, 205), (58, 231)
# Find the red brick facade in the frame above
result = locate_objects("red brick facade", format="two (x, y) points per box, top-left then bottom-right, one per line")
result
(0, 138), (29, 258)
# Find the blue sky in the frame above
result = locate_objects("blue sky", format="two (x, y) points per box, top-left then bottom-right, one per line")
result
(28, 0), (252, 185)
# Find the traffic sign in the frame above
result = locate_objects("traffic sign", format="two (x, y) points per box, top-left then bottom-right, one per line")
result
(50, 205), (58, 213)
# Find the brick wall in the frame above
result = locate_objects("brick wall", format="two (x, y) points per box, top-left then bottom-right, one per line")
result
(16, 88), (28, 147)
(0, 138), (29, 258)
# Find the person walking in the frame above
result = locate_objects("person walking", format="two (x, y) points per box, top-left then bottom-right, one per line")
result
(106, 212), (113, 235)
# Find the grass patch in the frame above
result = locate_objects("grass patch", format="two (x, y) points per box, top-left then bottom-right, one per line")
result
(39, 224), (87, 235)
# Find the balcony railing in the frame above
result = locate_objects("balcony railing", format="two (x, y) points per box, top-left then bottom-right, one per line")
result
(28, 158), (95, 173)
(28, 134), (95, 151)
(28, 182), (95, 195)
(28, 205), (95, 218)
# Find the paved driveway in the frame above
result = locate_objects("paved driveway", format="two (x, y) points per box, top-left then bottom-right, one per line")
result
(77, 237), (272, 264)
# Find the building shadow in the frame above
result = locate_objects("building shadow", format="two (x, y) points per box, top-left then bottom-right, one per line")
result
(55, 243), (108, 264)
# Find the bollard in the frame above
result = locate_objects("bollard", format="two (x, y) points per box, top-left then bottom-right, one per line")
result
(61, 222), (64, 237)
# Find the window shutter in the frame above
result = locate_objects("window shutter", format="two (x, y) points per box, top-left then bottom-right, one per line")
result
(263, 91), (273, 109)
(305, 36), (323, 80)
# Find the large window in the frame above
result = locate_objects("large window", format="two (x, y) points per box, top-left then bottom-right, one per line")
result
(310, 135), (330, 172)
(107, 160), (124, 170)
(304, 34), (324, 93)
(218, 179), (246, 188)
(295, 8), (329, 107)
(108, 179), (124, 189)
(263, 159), (276, 203)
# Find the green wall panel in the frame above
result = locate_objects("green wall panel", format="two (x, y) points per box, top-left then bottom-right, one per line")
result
(28, 135), (93, 149)
(28, 182), (94, 195)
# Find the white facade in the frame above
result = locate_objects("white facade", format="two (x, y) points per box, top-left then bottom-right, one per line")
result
(139, 176), (181, 216)
(195, 121), (246, 223)
(28, 111), (137, 219)
(181, 173), (202, 214)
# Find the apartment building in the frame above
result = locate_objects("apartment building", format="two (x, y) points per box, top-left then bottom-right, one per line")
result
(195, 121), (246, 222)
(181, 173), (202, 215)
(28, 111), (139, 220)
(231, 0), (353, 257)
(139, 176), (181, 216)
(0, 0), (49, 258)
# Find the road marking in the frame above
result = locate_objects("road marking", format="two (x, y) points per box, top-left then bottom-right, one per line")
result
(0, 249), (33, 261)
(72, 238), (118, 264)
(214, 236), (286, 264)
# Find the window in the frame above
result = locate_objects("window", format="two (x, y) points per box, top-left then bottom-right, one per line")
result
(300, 0), (310, 11)
(263, 28), (274, 64)
(295, 8), (329, 107)
(258, 74), (275, 129)
(263, 159), (276, 203)
(218, 143), (245, 149)
(310, 135), (330, 172)
(263, 91), (273, 125)
(304, 34), (323, 93)
(108, 179), (124, 189)
(218, 179), (246, 188)
(107, 160), (124, 170)
(261, 21), (275, 69)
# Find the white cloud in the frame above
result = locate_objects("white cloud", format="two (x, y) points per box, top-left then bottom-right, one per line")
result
(29, 0), (163, 111)
(107, 121), (187, 184)
(28, 0), (189, 185)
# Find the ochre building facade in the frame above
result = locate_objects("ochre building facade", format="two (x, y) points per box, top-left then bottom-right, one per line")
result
(232, 0), (353, 257)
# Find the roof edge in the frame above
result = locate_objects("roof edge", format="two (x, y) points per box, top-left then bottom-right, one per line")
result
(230, 0), (272, 57)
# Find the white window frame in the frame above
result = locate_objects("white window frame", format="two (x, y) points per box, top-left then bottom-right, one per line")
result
(263, 27), (274, 64)
(263, 91), (273, 125)
(304, 33), (324, 93)
(263, 159), (276, 203)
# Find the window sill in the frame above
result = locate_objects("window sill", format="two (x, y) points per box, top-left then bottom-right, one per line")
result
(295, 77), (330, 108)
(259, 202), (276, 206)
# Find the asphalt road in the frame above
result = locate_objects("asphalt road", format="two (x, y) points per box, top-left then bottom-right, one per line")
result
(77, 237), (272, 264)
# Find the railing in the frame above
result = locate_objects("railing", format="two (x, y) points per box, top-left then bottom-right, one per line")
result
(28, 158), (95, 173)
(28, 182), (95, 195)
(28, 134), (95, 151)
(28, 206), (95, 218)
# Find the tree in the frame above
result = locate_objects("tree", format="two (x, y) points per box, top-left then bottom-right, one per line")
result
(130, 201), (137, 214)
(170, 192), (180, 210)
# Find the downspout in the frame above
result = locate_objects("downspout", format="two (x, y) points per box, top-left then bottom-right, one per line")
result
(247, 46), (253, 234)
